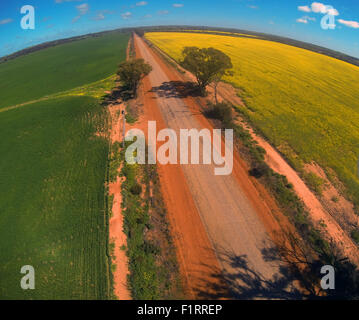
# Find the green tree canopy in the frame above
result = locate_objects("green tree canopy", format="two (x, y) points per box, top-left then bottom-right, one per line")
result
(181, 47), (233, 96)
(117, 58), (152, 97)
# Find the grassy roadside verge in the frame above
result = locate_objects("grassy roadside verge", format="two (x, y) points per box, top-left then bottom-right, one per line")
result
(108, 140), (184, 299)
(106, 139), (119, 300)
(128, 33), (136, 59)
(106, 97), (184, 299)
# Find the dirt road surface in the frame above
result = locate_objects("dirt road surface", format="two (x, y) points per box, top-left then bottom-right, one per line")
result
(134, 34), (297, 299)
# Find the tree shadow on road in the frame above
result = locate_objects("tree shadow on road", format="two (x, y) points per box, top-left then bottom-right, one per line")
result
(150, 81), (203, 99)
(192, 228), (359, 300)
(193, 244), (305, 300)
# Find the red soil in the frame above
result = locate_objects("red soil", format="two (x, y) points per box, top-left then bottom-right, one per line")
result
(108, 103), (131, 300)
(133, 59), (226, 300)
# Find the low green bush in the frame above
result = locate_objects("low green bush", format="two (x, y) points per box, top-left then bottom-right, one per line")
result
(204, 102), (233, 127)
(130, 183), (142, 196)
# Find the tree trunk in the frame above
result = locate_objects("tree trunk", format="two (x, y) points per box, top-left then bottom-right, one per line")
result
(133, 80), (139, 98)
(214, 82), (218, 104)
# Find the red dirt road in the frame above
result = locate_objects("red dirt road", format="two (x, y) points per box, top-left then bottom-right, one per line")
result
(134, 34), (295, 299)
(135, 50), (225, 299)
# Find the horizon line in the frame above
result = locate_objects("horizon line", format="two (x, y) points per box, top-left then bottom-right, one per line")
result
(1, 24), (359, 63)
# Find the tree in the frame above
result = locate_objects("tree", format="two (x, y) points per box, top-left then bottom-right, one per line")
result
(181, 47), (233, 98)
(117, 59), (152, 98)
(212, 67), (233, 104)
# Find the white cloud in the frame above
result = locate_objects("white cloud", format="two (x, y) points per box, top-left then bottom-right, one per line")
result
(92, 10), (114, 21)
(297, 18), (308, 24)
(311, 2), (327, 13)
(121, 12), (132, 19)
(0, 18), (13, 25)
(76, 3), (89, 15)
(173, 3), (184, 8)
(338, 19), (359, 29)
(311, 2), (339, 16)
(136, 1), (147, 6)
(247, 5), (258, 9)
(158, 10), (169, 15)
(298, 5), (311, 13)
(296, 15), (316, 24)
(72, 3), (88, 22)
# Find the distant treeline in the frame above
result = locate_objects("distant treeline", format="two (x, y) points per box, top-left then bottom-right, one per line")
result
(2, 25), (358, 68)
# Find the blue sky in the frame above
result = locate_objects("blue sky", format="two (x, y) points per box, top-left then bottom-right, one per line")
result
(0, 0), (358, 58)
